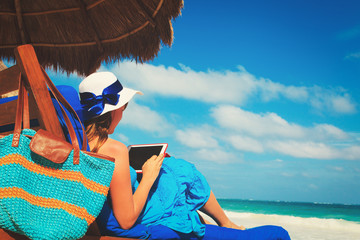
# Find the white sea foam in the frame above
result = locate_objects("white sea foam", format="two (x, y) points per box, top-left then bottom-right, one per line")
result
(200, 211), (360, 240)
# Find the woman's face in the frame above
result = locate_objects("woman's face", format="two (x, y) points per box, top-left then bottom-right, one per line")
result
(108, 104), (127, 134)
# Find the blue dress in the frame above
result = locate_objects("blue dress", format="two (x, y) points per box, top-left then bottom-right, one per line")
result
(96, 157), (211, 238)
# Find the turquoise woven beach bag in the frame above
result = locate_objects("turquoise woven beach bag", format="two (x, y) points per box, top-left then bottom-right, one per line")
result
(0, 75), (115, 240)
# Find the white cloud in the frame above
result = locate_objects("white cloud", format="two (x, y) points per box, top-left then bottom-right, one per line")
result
(171, 104), (358, 160)
(268, 141), (340, 160)
(226, 135), (264, 153)
(267, 138), (360, 160)
(312, 124), (348, 140)
(343, 146), (360, 160)
(195, 148), (237, 164)
(121, 101), (173, 134)
(211, 105), (306, 139)
(175, 126), (219, 148)
(111, 62), (257, 105)
(174, 126), (242, 163)
(173, 125), (241, 164)
(210, 105), (359, 160)
(211, 105), (349, 140)
(310, 87), (356, 114)
(256, 78), (308, 102)
(331, 94), (357, 114)
(110, 62), (356, 114)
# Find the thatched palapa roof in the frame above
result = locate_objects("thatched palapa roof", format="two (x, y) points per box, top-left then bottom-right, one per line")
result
(0, 0), (183, 75)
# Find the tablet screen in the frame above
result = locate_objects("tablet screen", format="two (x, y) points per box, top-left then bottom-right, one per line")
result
(128, 144), (168, 172)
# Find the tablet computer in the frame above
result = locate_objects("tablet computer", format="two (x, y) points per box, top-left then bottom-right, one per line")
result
(128, 143), (168, 173)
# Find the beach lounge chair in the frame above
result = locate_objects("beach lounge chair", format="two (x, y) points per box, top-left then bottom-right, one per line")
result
(0, 45), (137, 240)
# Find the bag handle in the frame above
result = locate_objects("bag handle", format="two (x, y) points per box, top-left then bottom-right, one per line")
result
(12, 74), (29, 147)
(40, 67), (90, 164)
(40, 67), (87, 152)
(47, 87), (81, 164)
(22, 80), (30, 129)
(11, 73), (81, 164)
(12, 70), (88, 165)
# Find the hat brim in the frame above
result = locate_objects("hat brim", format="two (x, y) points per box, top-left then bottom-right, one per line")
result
(100, 87), (142, 117)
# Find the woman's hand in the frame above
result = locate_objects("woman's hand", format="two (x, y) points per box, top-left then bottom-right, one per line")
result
(141, 154), (165, 184)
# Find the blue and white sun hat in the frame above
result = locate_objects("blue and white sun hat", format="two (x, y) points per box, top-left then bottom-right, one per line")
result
(79, 72), (142, 120)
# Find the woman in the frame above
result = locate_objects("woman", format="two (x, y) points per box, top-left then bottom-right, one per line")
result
(79, 72), (290, 240)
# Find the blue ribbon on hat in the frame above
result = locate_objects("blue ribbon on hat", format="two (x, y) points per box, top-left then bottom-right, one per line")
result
(80, 80), (123, 119)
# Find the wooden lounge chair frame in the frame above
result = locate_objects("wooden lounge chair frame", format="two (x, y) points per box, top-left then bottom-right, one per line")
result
(0, 45), (136, 240)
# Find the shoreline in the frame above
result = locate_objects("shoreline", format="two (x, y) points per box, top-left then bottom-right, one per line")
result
(217, 199), (360, 223)
(200, 210), (360, 240)
(218, 198), (360, 207)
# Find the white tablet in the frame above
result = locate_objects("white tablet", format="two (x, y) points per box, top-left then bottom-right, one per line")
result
(128, 143), (168, 173)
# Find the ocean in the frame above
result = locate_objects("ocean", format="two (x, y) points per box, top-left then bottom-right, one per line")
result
(202, 199), (360, 240)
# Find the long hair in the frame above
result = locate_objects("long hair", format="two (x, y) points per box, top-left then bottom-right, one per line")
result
(84, 112), (112, 153)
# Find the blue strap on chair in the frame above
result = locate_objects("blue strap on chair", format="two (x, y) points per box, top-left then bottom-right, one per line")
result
(0, 96), (17, 104)
(0, 96), (39, 133)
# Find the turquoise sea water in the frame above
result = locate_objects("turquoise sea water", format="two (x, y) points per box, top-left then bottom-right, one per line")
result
(218, 199), (360, 223)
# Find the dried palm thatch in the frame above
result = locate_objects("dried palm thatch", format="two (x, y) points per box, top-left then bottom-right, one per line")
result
(0, 0), (183, 76)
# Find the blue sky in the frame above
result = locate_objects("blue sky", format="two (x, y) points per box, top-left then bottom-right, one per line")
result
(50, 0), (360, 205)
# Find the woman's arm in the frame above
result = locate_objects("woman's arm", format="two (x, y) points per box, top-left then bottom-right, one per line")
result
(99, 138), (163, 229)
